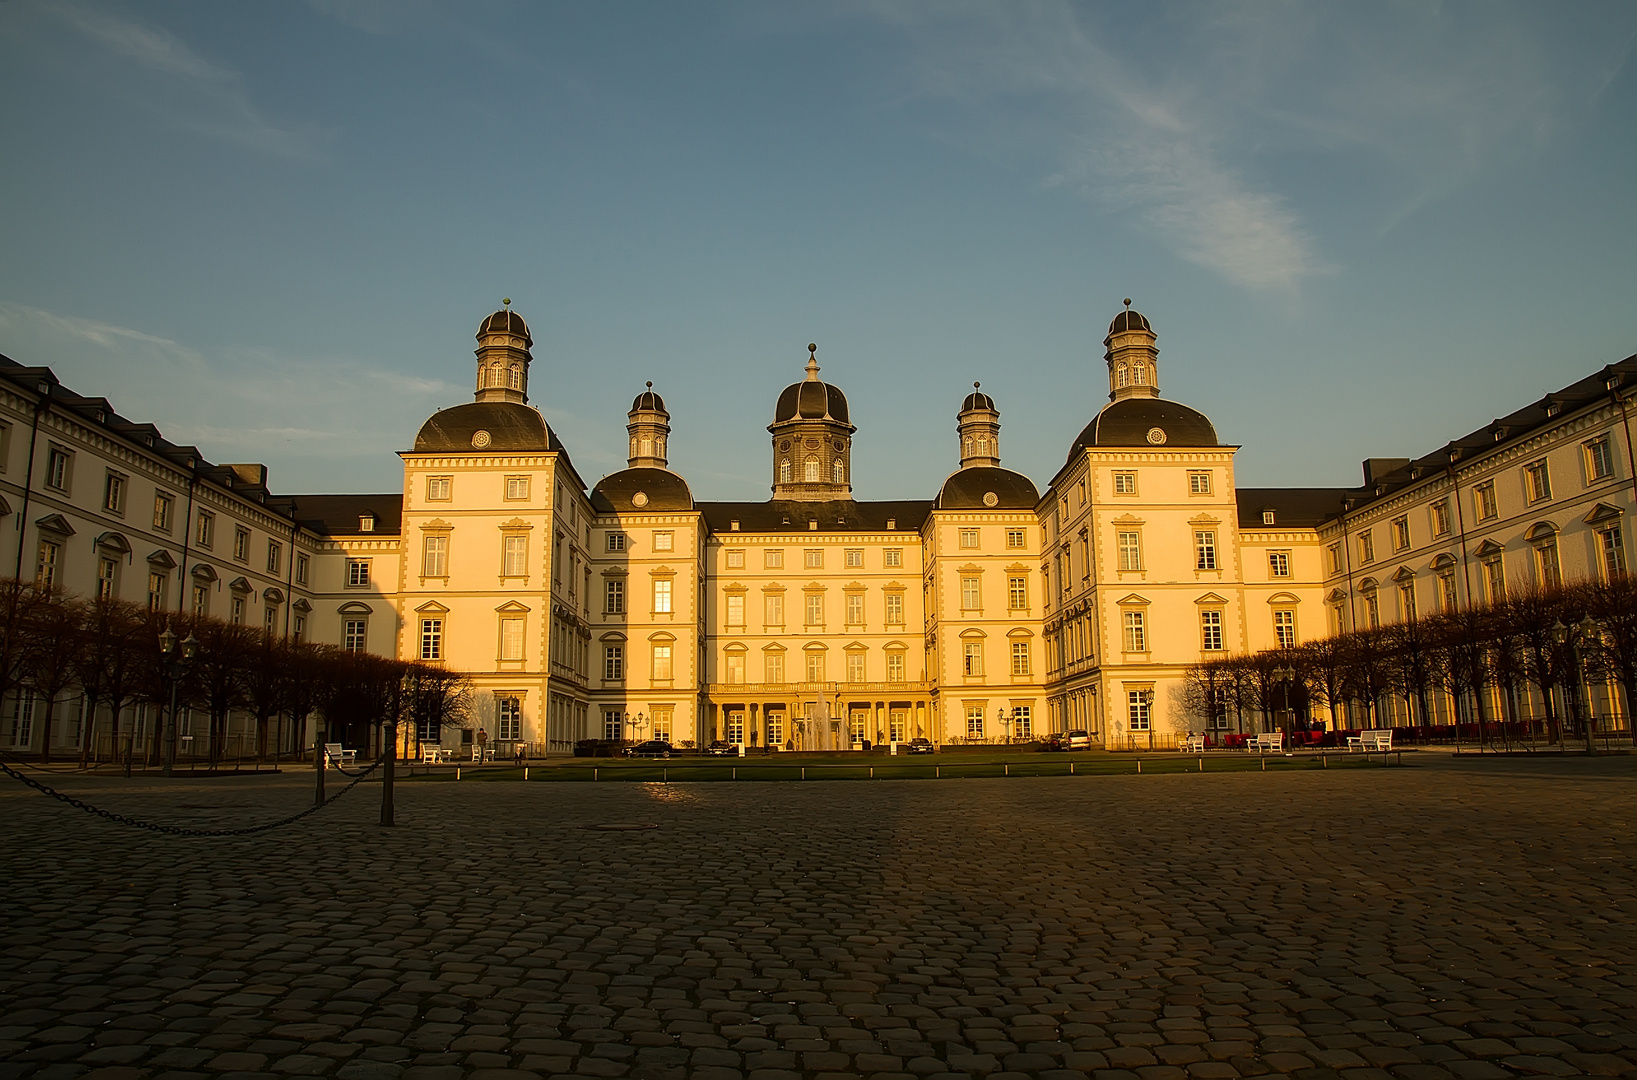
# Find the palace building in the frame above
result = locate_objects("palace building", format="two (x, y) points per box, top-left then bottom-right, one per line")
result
(3, 302), (1634, 755)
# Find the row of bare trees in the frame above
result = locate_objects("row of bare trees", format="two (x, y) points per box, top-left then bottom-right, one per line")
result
(1185, 575), (1637, 748)
(0, 578), (472, 766)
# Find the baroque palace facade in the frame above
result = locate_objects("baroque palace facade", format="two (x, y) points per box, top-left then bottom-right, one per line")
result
(3, 303), (1635, 755)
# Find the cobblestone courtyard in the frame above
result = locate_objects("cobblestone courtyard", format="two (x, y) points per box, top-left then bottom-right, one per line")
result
(1, 756), (1634, 1080)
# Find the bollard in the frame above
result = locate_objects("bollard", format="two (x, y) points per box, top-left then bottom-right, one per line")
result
(936, 765), (940, 778)
(1137, 759), (1142, 774)
(1005, 763), (1010, 776)
(1321, 754), (1327, 769)
(1198, 756), (1203, 772)
(524, 767), (529, 781)
(1070, 761), (1075, 776)
(314, 741), (326, 807)
(456, 766), (461, 780)
(869, 766), (873, 779)
(593, 767), (598, 781)
(1260, 756), (1266, 771)
(732, 767), (737, 781)
(801, 766), (806, 780)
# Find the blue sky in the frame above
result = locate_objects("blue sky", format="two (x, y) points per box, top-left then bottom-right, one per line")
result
(2, 1), (1634, 500)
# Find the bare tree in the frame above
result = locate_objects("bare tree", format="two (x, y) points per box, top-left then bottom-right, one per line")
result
(19, 590), (85, 763)
(72, 597), (147, 767)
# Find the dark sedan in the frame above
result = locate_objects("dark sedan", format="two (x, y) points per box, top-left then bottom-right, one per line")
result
(905, 737), (935, 754)
(623, 740), (675, 759)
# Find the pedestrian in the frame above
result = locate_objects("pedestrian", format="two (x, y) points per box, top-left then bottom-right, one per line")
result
(476, 727), (488, 761)
(514, 741), (525, 765)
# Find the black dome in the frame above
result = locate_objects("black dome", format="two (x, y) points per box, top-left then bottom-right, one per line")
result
(479, 308), (532, 343)
(1067, 398), (1218, 460)
(774, 380), (850, 424)
(631, 387), (667, 414)
(414, 401), (559, 453)
(1106, 308), (1151, 338)
(590, 468), (693, 513)
(937, 466), (1039, 510)
(961, 387), (996, 412)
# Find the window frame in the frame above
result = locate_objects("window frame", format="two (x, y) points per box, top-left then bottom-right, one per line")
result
(1586, 435), (1616, 483)
(1194, 529), (1218, 571)
(426, 476), (453, 501)
(1188, 470), (1212, 495)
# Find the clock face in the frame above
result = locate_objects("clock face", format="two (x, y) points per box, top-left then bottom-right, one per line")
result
(1146, 427), (1167, 445)
(471, 430), (492, 449)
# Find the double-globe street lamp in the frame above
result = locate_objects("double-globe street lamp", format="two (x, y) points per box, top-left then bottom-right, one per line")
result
(158, 627), (199, 777)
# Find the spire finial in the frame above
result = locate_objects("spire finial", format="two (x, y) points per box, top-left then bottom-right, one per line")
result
(1124, 298), (1131, 311)
(646, 381), (652, 388)
(503, 297), (511, 309)
(805, 343), (820, 381)
(974, 381), (981, 389)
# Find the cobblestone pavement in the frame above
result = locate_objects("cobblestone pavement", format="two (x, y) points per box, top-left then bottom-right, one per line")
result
(1, 755), (1635, 1080)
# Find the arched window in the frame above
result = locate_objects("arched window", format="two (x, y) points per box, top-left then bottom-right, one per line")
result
(975, 435), (989, 455)
(963, 436), (973, 458)
(629, 436), (638, 456)
(805, 457), (820, 483)
(832, 458), (845, 483)
(508, 364), (523, 389)
(639, 437), (652, 457)
(1116, 363), (1128, 388)
(655, 436), (665, 458)
(779, 459), (792, 483)
(1133, 363), (1146, 384)
(490, 363), (503, 388)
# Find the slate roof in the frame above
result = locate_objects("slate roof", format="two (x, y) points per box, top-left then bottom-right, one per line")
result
(698, 499), (932, 535)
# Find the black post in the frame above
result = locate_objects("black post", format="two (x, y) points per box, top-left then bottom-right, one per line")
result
(313, 729), (326, 807)
(379, 719), (396, 827)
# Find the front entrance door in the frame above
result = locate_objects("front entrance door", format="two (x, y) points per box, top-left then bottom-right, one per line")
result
(725, 710), (745, 745)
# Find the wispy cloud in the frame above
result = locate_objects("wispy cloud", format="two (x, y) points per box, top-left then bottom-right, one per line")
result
(53, 4), (326, 158)
(0, 303), (459, 490)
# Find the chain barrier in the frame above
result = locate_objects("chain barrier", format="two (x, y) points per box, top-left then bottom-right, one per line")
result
(0, 753), (383, 837)
(324, 754), (375, 778)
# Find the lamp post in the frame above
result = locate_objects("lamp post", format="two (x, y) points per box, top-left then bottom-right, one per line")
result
(158, 627), (199, 777)
(1271, 665), (1296, 737)
(1140, 688), (1155, 751)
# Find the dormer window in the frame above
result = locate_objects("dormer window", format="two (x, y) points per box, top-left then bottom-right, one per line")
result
(1262, 510), (1276, 525)
(359, 514), (375, 533)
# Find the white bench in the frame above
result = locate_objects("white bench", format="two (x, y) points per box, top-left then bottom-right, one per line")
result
(1248, 732), (1284, 753)
(324, 742), (357, 768)
(1181, 734), (1206, 753)
(421, 746), (450, 764)
(1350, 729), (1393, 752)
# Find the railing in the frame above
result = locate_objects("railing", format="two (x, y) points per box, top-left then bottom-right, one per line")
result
(706, 681), (933, 696)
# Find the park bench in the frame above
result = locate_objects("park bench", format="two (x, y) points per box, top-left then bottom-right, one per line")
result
(421, 746), (451, 764)
(324, 742), (357, 768)
(1248, 732), (1284, 753)
(1181, 734), (1206, 753)
(1353, 729), (1393, 752)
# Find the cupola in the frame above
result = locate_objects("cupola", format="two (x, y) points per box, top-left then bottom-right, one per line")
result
(956, 382), (1001, 467)
(627, 382), (670, 468)
(1105, 299), (1158, 402)
(473, 300), (533, 404)
(768, 344), (857, 501)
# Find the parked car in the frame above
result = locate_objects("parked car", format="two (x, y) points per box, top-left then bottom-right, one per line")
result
(1039, 732), (1065, 752)
(623, 740), (674, 759)
(905, 737), (935, 754)
(704, 740), (736, 756)
(1061, 729), (1093, 750)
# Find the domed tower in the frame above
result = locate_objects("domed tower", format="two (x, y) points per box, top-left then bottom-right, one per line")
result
(627, 383), (670, 468)
(768, 344), (856, 501)
(956, 383), (1001, 468)
(473, 302), (533, 405)
(1105, 299), (1158, 402)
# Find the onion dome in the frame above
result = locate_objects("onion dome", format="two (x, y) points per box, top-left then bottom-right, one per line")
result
(773, 344), (850, 424)
(936, 466), (1039, 510)
(590, 467), (693, 513)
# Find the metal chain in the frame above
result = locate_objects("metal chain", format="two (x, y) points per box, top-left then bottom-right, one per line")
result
(0, 755), (382, 837)
(326, 756), (374, 778)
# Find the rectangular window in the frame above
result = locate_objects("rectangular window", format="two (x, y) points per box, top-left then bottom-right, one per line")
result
(652, 531), (674, 552)
(1586, 435), (1615, 481)
(884, 593), (904, 625)
(845, 548), (863, 568)
(1195, 530), (1218, 570)
(497, 697), (521, 741)
(605, 579), (625, 614)
(264, 605), (278, 632)
(1128, 690), (1151, 731)
(845, 593), (863, 625)
(1358, 530), (1375, 564)
(963, 642), (983, 677)
(1327, 543), (1342, 574)
(35, 539), (60, 587)
(604, 646), (623, 681)
(720, 593), (743, 627)
(231, 596), (244, 624)
(1475, 481), (1498, 520)
(104, 471), (125, 513)
(500, 617), (524, 661)
(726, 548), (744, 568)
(653, 578), (673, 613)
(427, 476), (452, 501)
(765, 592), (783, 625)
(886, 652), (905, 683)
(607, 531), (626, 552)
(805, 593), (823, 625)
(651, 706), (673, 744)
(965, 705), (984, 739)
(505, 476), (530, 500)
(652, 644), (673, 680)
(805, 651), (824, 682)
(1269, 551), (1291, 578)
(45, 447), (70, 492)
(765, 548), (784, 569)
(267, 540), (282, 574)
(294, 553), (308, 585)
(1274, 609), (1296, 649)
(603, 710), (623, 740)
(960, 575), (981, 610)
(1398, 581), (1417, 621)
(846, 652), (865, 683)
(1006, 528), (1026, 549)
(293, 615), (305, 642)
(96, 556), (116, 601)
(1525, 460), (1552, 502)
(419, 619), (443, 659)
(1392, 517), (1410, 551)
(805, 548), (823, 568)
(343, 619), (367, 653)
(1188, 471), (1212, 494)
(1601, 527), (1627, 578)
(1113, 471), (1136, 494)
(1438, 572), (1458, 612)
(884, 548), (902, 567)
(959, 528), (980, 549)
(1014, 705), (1032, 739)
(1011, 641), (1030, 676)
(1008, 574), (1027, 610)
(1365, 591), (1380, 628)
(422, 534), (449, 577)
(1536, 540), (1561, 588)
(196, 511), (214, 548)
(725, 651), (746, 684)
(764, 651), (784, 684)
(1123, 610), (1146, 653)
(191, 583), (208, 616)
(1262, 510), (1276, 525)
(502, 534), (528, 576)
(1431, 500), (1451, 537)
(147, 572), (167, 612)
(153, 492), (174, 531)
(1201, 610), (1223, 651)
(1118, 530), (1142, 571)
(233, 527), (250, 561)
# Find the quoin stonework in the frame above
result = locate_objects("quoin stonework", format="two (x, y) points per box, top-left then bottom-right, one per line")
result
(3, 302), (1635, 755)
